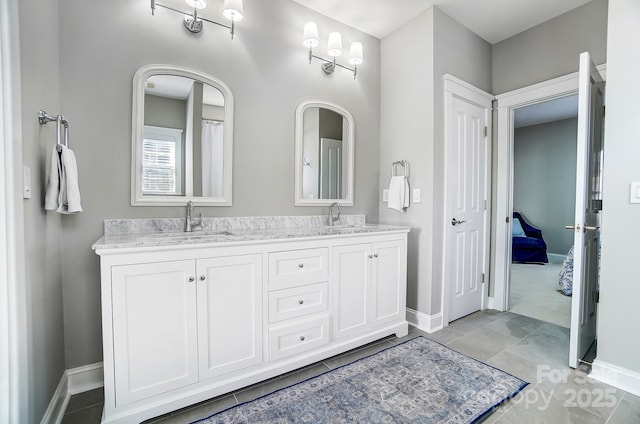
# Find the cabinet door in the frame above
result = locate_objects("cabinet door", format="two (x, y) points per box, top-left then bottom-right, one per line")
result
(197, 254), (263, 380)
(111, 260), (198, 406)
(332, 243), (370, 340)
(371, 240), (406, 327)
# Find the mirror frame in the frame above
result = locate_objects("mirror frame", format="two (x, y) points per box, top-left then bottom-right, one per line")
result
(294, 100), (355, 206)
(131, 64), (234, 206)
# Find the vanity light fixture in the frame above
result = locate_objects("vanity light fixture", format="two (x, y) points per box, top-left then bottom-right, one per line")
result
(303, 22), (363, 79)
(150, 0), (244, 39)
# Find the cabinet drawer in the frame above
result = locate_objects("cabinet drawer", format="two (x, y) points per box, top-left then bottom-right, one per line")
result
(269, 316), (330, 361)
(268, 248), (328, 288)
(268, 283), (328, 323)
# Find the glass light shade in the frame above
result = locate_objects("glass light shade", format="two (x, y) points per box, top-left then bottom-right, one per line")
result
(303, 22), (319, 49)
(223, 0), (244, 21)
(348, 42), (364, 65)
(185, 0), (207, 9)
(327, 32), (343, 57)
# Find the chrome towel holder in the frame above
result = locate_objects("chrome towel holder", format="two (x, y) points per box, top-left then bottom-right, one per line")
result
(38, 110), (69, 152)
(392, 160), (409, 178)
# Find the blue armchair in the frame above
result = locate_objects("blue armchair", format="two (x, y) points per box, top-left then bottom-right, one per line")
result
(512, 212), (548, 263)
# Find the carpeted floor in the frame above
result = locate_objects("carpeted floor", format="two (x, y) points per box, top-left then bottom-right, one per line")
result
(509, 261), (571, 328)
(193, 337), (527, 424)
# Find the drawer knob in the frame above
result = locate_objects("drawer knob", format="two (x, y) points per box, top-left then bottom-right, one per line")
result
(299, 335), (305, 341)
(188, 276), (195, 282)
(298, 263), (304, 268)
(199, 275), (206, 281)
(298, 299), (304, 305)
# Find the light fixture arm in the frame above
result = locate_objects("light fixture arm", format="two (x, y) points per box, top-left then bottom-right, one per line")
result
(310, 52), (357, 78)
(150, 0), (236, 38)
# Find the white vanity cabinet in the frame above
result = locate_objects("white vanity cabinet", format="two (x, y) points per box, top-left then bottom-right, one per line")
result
(332, 239), (406, 340)
(95, 228), (408, 423)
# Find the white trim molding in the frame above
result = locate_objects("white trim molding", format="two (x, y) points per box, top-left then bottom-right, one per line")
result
(591, 359), (640, 397)
(41, 363), (104, 424)
(406, 308), (443, 333)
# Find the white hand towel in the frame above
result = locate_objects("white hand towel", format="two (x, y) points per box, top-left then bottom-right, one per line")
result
(44, 146), (62, 211)
(57, 146), (82, 214)
(387, 176), (409, 212)
(44, 145), (82, 214)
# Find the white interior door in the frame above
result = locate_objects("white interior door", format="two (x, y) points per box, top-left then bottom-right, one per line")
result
(320, 138), (342, 199)
(444, 78), (492, 323)
(569, 52), (604, 368)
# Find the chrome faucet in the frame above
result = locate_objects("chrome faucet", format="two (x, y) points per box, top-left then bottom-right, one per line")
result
(184, 201), (202, 232)
(328, 202), (342, 226)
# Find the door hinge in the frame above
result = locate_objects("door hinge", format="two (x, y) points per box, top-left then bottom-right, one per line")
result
(602, 105), (606, 117)
(482, 273), (485, 283)
(483, 200), (487, 211)
(483, 126), (488, 137)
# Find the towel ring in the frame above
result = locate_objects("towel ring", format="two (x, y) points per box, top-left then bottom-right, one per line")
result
(392, 160), (409, 178)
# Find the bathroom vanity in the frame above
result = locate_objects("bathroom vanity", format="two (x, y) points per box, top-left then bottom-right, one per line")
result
(93, 216), (409, 423)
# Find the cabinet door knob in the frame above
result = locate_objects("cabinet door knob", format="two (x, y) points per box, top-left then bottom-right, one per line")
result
(368, 255), (373, 259)
(298, 299), (304, 305)
(199, 275), (206, 281)
(299, 335), (305, 341)
(373, 253), (378, 258)
(188, 276), (195, 282)
(298, 263), (304, 268)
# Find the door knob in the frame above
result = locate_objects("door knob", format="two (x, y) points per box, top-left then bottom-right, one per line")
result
(199, 275), (206, 281)
(451, 218), (466, 226)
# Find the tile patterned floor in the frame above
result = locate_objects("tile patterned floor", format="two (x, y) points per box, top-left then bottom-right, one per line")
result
(61, 311), (640, 424)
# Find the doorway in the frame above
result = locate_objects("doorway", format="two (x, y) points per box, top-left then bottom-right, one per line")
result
(509, 95), (578, 328)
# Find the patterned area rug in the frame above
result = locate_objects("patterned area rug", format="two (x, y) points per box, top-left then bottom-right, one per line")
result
(193, 337), (527, 424)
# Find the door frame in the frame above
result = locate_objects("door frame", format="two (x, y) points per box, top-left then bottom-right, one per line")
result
(442, 74), (493, 326)
(0, 0), (28, 422)
(491, 66), (606, 312)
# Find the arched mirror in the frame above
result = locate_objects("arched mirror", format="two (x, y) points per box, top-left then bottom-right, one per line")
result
(131, 65), (233, 206)
(294, 101), (354, 206)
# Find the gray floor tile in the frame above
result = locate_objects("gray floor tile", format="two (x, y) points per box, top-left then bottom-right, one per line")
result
(146, 395), (236, 423)
(608, 392), (640, 424)
(495, 385), (606, 424)
(447, 310), (504, 335)
(424, 326), (466, 344)
(505, 323), (570, 368)
(485, 350), (540, 383)
(447, 327), (521, 361)
(65, 387), (104, 413)
(61, 404), (102, 424)
(485, 313), (546, 339)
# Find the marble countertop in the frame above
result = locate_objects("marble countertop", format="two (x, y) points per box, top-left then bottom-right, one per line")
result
(93, 222), (410, 251)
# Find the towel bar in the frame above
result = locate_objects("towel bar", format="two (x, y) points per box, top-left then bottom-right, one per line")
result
(39, 110), (69, 151)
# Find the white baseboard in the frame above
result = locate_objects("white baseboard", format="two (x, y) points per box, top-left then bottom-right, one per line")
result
(67, 362), (104, 394)
(41, 363), (104, 424)
(40, 372), (68, 424)
(406, 308), (443, 333)
(591, 359), (640, 397)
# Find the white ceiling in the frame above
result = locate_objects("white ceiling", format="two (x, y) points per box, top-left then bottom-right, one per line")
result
(291, 0), (592, 43)
(146, 75), (224, 107)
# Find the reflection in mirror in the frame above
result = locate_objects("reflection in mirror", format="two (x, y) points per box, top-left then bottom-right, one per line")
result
(295, 101), (354, 206)
(132, 65), (233, 206)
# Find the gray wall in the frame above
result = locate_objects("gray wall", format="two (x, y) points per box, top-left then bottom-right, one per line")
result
(144, 94), (187, 130)
(492, 0), (608, 94)
(57, 0), (381, 368)
(597, 0), (640, 375)
(513, 118), (577, 255)
(18, 0), (66, 421)
(379, 6), (491, 316)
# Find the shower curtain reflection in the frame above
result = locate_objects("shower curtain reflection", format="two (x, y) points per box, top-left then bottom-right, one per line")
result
(202, 120), (224, 197)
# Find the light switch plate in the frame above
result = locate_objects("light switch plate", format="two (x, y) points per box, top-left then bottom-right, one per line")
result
(630, 182), (640, 204)
(23, 166), (32, 199)
(413, 188), (421, 203)
(382, 189), (389, 202)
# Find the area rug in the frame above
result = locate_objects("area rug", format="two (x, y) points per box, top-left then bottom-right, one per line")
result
(193, 337), (527, 424)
